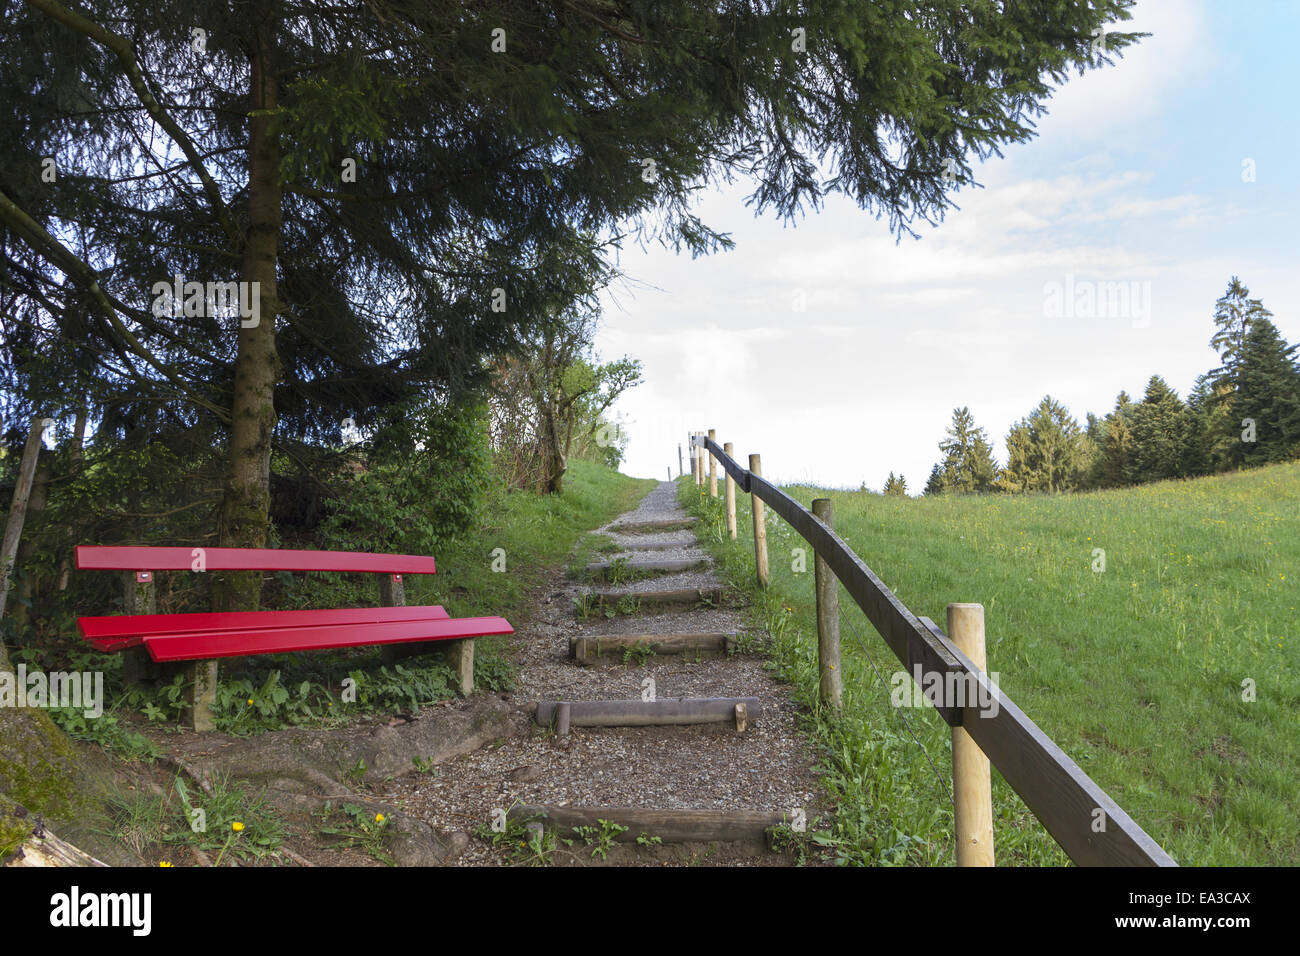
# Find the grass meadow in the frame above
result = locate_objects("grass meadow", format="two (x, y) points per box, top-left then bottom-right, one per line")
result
(681, 461), (1300, 866)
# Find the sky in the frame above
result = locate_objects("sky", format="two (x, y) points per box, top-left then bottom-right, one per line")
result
(594, 0), (1300, 490)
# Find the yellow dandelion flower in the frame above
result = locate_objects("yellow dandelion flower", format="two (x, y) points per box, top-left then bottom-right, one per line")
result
(247, 698), (254, 705)
(159, 861), (173, 867)
(376, 813), (385, 823)
(232, 821), (245, 832)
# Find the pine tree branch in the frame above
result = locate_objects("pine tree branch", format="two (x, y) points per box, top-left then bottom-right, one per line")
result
(25, 0), (242, 247)
(0, 190), (231, 422)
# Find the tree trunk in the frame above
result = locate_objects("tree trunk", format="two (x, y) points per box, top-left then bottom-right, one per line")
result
(11, 456), (52, 633)
(217, 6), (282, 612)
(55, 405), (86, 592)
(541, 403), (566, 494)
(1, 418), (48, 621)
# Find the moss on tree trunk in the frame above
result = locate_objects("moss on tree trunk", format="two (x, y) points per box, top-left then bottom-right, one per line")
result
(0, 642), (94, 859)
(0, 642), (139, 865)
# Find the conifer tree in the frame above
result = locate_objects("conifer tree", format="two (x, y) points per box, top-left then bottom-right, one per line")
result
(1235, 319), (1300, 465)
(998, 396), (1086, 493)
(1092, 391), (1137, 487)
(1210, 277), (1274, 381)
(1191, 278), (1279, 473)
(937, 406), (998, 493)
(923, 463), (945, 497)
(1129, 376), (1190, 483)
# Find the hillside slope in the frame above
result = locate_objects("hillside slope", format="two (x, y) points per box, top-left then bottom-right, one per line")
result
(688, 461), (1300, 865)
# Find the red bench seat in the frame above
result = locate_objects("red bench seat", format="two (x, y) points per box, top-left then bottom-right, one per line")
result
(77, 604), (453, 652)
(142, 615), (514, 662)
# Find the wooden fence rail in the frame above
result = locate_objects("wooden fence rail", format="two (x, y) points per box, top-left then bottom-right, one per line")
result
(691, 433), (1175, 867)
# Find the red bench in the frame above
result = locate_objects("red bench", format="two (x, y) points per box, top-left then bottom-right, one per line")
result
(75, 545), (513, 729)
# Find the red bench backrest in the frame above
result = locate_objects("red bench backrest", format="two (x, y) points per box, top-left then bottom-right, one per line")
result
(75, 546), (437, 575)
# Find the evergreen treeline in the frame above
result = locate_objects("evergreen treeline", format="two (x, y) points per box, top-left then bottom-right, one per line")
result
(921, 278), (1300, 496)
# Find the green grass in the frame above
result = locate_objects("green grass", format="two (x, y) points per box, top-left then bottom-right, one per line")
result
(97, 772), (287, 864)
(680, 461), (1300, 866)
(406, 459), (656, 619)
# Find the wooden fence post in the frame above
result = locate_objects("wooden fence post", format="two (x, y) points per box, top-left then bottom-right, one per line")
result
(691, 433), (700, 485)
(0, 417), (50, 621)
(697, 434), (706, 494)
(707, 428), (717, 498)
(812, 498), (842, 713)
(677, 443), (683, 477)
(749, 454), (769, 587)
(723, 442), (737, 539)
(949, 602), (995, 866)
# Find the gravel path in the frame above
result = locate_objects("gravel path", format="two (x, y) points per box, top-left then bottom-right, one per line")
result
(378, 481), (827, 865)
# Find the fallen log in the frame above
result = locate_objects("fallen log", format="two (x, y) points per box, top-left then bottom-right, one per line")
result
(5, 827), (108, 867)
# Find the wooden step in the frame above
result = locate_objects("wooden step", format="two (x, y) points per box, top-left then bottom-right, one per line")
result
(534, 696), (760, 729)
(610, 541), (696, 551)
(582, 586), (725, 612)
(584, 557), (709, 577)
(607, 518), (696, 534)
(570, 632), (738, 664)
(508, 805), (789, 845)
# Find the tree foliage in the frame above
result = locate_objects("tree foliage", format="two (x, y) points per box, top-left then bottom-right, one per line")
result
(935, 406), (997, 493)
(998, 396), (1087, 494)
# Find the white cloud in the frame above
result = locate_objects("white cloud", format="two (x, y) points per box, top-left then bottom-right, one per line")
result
(1038, 0), (1213, 134)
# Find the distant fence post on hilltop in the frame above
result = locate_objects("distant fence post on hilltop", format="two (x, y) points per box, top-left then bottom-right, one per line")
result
(699, 433), (707, 496)
(749, 453), (769, 587)
(708, 428), (718, 498)
(949, 602), (995, 866)
(723, 442), (737, 539)
(813, 498), (843, 714)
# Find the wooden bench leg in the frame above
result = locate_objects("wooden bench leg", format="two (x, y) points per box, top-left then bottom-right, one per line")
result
(376, 571), (473, 695)
(122, 645), (162, 685)
(441, 638), (473, 696)
(380, 641), (437, 666)
(183, 660), (219, 732)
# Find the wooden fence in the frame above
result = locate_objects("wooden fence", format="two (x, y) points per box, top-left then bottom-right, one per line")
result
(688, 432), (1176, 867)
